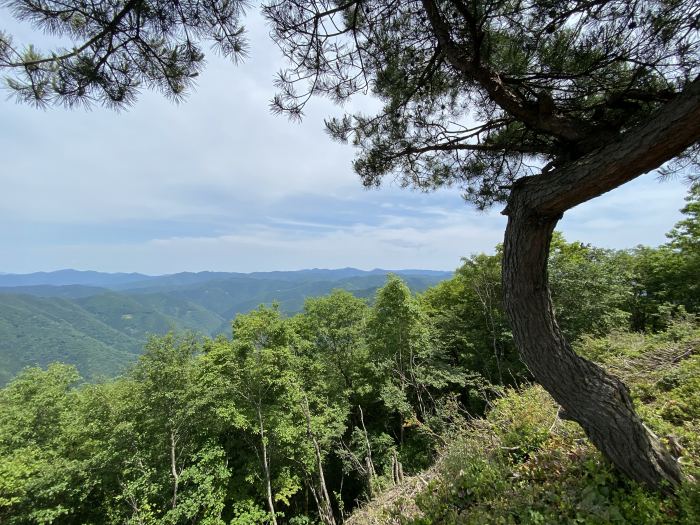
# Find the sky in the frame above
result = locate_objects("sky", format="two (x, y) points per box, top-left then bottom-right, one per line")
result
(0, 8), (692, 275)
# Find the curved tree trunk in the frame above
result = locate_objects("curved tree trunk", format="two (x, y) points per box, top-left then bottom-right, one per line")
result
(501, 196), (682, 491)
(497, 77), (700, 492)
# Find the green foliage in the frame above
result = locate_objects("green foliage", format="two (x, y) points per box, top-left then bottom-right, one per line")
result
(296, 289), (370, 400)
(1, 0), (248, 107)
(549, 234), (632, 340)
(268, 0), (699, 210)
(487, 388), (555, 459)
(667, 183), (700, 256)
(0, 273), (477, 523)
(422, 252), (522, 399)
(368, 276), (443, 418)
(577, 320), (700, 469)
(164, 444), (230, 525)
(0, 364), (107, 524)
(628, 184), (700, 331)
(229, 500), (270, 525)
(0, 295), (141, 385)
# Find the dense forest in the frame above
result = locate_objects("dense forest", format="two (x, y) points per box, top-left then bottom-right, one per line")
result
(1, 183), (698, 524)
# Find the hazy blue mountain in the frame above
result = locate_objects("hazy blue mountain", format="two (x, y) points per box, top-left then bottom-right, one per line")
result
(0, 268), (452, 291)
(110, 271), (246, 291)
(0, 269), (153, 288)
(0, 284), (110, 298)
(0, 268), (452, 384)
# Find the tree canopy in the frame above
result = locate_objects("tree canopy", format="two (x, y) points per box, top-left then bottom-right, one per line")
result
(0, 0), (248, 107)
(266, 0), (700, 205)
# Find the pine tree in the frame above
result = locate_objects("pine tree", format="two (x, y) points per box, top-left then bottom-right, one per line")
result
(4, 0), (700, 490)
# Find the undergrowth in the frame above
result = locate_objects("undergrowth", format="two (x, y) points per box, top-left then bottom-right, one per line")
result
(349, 321), (700, 524)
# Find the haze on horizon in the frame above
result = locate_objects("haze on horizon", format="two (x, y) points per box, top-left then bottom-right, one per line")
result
(0, 8), (692, 275)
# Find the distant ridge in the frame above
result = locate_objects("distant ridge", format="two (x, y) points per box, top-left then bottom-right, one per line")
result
(0, 269), (152, 288)
(0, 268), (453, 289)
(0, 268), (453, 385)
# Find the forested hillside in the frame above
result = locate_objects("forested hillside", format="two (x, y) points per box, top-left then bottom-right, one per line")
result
(0, 295), (142, 386)
(1, 184), (697, 524)
(0, 269), (449, 385)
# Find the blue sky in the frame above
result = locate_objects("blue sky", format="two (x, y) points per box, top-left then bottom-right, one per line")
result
(0, 9), (692, 274)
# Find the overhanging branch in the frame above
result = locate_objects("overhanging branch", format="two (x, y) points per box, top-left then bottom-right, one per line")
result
(421, 0), (590, 143)
(507, 76), (700, 217)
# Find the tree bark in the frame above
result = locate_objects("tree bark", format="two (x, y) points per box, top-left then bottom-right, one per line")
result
(499, 75), (700, 492)
(257, 404), (278, 525)
(170, 430), (180, 509)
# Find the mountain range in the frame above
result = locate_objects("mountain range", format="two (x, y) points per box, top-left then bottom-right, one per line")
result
(0, 268), (452, 385)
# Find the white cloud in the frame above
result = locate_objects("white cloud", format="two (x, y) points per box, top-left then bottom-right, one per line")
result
(559, 174), (688, 248)
(0, 208), (506, 274)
